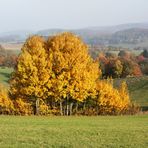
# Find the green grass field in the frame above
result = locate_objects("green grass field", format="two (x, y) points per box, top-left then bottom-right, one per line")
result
(0, 115), (147, 147)
(0, 67), (13, 86)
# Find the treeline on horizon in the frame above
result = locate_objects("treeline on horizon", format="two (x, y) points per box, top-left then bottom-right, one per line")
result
(0, 32), (140, 116)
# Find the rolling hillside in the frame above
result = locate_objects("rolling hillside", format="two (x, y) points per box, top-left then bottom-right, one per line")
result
(0, 67), (13, 86)
(114, 76), (148, 109)
(109, 28), (148, 44)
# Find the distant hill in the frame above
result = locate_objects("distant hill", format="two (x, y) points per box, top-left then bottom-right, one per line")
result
(0, 35), (23, 43)
(0, 30), (34, 43)
(37, 29), (66, 36)
(35, 23), (148, 48)
(37, 23), (148, 36)
(1, 23), (148, 48)
(86, 23), (148, 33)
(109, 28), (148, 44)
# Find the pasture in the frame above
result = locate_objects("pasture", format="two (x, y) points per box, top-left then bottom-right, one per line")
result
(114, 76), (148, 109)
(0, 115), (147, 147)
(0, 67), (13, 86)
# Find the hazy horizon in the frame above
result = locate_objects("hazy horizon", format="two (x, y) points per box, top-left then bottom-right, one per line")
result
(0, 0), (148, 33)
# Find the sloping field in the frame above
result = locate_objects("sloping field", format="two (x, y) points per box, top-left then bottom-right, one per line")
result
(0, 67), (13, 86)
(114, 76), (148, 110)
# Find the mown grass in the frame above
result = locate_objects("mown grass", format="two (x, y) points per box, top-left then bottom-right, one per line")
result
(0, 115), (147, 148)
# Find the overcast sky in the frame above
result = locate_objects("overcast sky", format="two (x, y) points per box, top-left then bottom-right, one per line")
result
(0, 0), (148, 33)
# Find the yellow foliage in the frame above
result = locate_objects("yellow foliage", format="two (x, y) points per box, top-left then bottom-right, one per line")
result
(96, 79), (130, 115)
(38, 100), (60, 115)
(118, 81), (131, 111)
(39, 100), (49, 115)
(9, 32), (134, 116)
(10, 36), (53, 114)
(0, 84), (14, 114)
(47, 32), (101, 102)
(14, 98), (33, 115)
(10, 36), (50, 100)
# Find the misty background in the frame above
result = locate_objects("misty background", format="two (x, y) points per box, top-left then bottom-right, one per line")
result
(0, 0), (148, 50)
(0, 0), (148, 32)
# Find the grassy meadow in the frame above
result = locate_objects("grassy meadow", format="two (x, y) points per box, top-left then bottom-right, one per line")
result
(0, 67), (13, 86)
(0, 115), (147, 147)
(114, 76), (148, 107)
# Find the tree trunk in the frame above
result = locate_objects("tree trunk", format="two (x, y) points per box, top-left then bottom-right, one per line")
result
(76, 102), (78, 114)
(36, 98), (40, 115)
(96, 101), (99, 115)
(60, 101), (63, 116)
(83, 102), (86, 110)
(66, 100), (69, 116)
(63, 104), (65, 116)
(66, 96), (69, 116)
(70, 103), (73, 115)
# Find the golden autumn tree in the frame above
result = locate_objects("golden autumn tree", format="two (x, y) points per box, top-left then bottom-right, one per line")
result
(10, 36), (51, 115)
(46, 32), (101, 115)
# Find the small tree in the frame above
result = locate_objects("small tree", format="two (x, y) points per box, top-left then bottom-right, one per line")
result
(120, 58), (133, 77)
(105, 58), (123, 78)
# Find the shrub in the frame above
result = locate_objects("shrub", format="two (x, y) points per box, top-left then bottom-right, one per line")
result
(95, 79), (132, 115)
(0, 84), (15, 114)
(14, 98), (33, 115)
